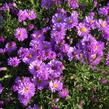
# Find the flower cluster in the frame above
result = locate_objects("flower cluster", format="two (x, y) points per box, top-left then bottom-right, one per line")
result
(17, 9), (37, 22)
(74, 35), (104, 66)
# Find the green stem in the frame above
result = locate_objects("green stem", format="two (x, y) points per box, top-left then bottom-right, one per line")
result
(30, 0), (35, 9)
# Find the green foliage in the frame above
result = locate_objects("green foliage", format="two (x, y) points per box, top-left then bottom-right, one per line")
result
(63, 61), (109, 109)
(3, 12), (19, 38)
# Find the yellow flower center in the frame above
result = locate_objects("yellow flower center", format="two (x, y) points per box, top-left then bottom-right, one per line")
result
(18, 32), (22, 37)
(38, 79), (42, 83)
(28, 54), (33, 58)
(80, 27), (87, 32)
(57, 18), (62, 23)
(69, 19), (73, 24)
(90, 20), (94, 24)
(94, 45), (98, 51)
(92, 54), (96, 60)
(37, 34), (41, 38)
(80, 53), (83, 59)
(101, 22), (106, 28)
(53, 83), (58, 88)
(28, 12), (32, 16)
(24, 87), (29, 93)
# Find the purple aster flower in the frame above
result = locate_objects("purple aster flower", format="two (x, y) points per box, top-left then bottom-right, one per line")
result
(0, 83), (3, 94)
(84, 15), (96, 29)
(8, 57), (20, 67)
(77, 23), (90, 37)
(41, 0), (53, 9)
(42, 41), (52, 50)
(102, 28), (109, 41)
(31, 27), (50, 40)
(96, 19), (108, 31)
(36, 65), (49, 80)
(59, 88), (69, 98)
(28, 59), (44, 75)
(96, 20), (109, 40)
(64, 11), (78, 29)
(18, 95), (31, 106)
(91, 42), (104, 66)
(0, 2), (16, 11)
(93, 0), (98, 8)
(22, 48), (38, 64)
(14, 28), (28, 41)
(42, 50), (56, 60)
(51, 24), (66, 44)
(99, 6), (109, 16)
(49, 80), (63, 92)
(47, 60), (64, 79)
(56, 8), (67, 15)
(32, 76), (48, 90)
(13, 77), (36, 106)
(0, 3), (10, 11)
(52, 13), (66, 24)
(68, 0), (79, 9)
(31, 30), (45, 41)
(67, 47), (77, 61)
(75, 35), (104, 66)
(18, 47), (29, 59)
(27, 10), (37, 20)
(28, 24), (35, 31)
(30, 40), (43, 51)
(9, 2), (17, 7)
(100, 78), (108, 84)
(89, 12), (95, 17)
(106, 16), (109, 24)
(5, 41), (17, 52)
(17, 10), (28, 22)
(60, 43), (70, 54)
(26, 104), (39, 109)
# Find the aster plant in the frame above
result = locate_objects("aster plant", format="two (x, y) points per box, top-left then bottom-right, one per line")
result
(1, 0), (109, 109)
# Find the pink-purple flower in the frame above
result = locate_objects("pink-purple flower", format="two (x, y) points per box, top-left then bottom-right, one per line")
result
(17, 10), (28, 22)
(68, 0), (79, 9)
(8, 57), (20, 67)
(13, 77), (36, 106)
(27, 10), (37, 20)
(77, 23), (90, 37)
(17, 9), (37, 22)
(14, 28), (28, 41)
(59, 88), (69, 98)
(5, 41), (17, 52)
(49, 80), (63, 92)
